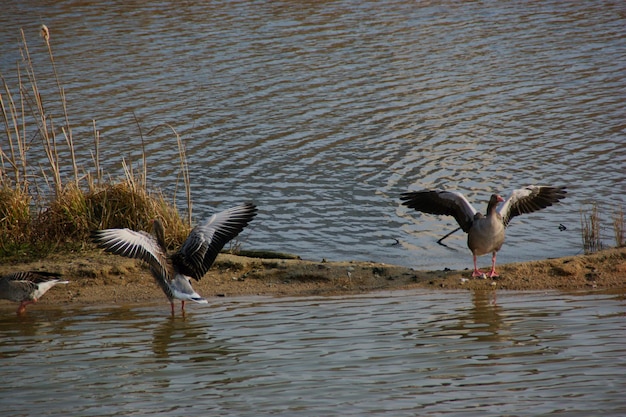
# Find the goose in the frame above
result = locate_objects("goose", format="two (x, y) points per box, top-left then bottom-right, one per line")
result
(0, 271), (68, 314)
(91, 203), (257, 315)
(400, 186), (567, 278)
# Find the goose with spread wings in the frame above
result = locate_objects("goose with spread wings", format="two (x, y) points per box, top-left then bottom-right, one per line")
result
(400, 186), (567, 278)
(91, 203), (257, 314)
(0, 271), (68, 314)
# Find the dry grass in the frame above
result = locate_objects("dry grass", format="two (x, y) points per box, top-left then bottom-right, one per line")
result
(580, 203), (626, 254)
(613, 207), (625, 248)
(0, 185), (32, 255)
(0, 28), (191, 259)
(580, 203), (603, 254)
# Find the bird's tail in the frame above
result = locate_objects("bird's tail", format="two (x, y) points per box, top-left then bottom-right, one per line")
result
(190, 296), (208, 304)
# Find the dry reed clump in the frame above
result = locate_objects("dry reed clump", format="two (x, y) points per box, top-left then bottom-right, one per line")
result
(0, 27), (192, 259)
(0, 184), (32, 254)
(87, 182), (191, 248)
(33, 182), (190, 248)
(581, 203), (603, 254)
(580, 203), (626, 254)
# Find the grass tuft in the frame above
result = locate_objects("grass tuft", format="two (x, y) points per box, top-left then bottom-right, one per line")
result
(579, 203), (626, 254)
(580, 203), (603, 254)
(0, 184), (32, 252)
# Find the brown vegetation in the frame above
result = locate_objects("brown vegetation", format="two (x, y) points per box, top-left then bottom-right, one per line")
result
(1, 29), (191, 259)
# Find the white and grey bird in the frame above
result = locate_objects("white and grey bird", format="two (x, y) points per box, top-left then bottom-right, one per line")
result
(400, 186), (567, 278)
(91, 203), (257, 315)
(0, 271), (68, 314)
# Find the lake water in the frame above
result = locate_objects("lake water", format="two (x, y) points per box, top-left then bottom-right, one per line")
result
(1, 290), (625, 416)
(1, 4), (624, 415)
(1, 1), (625, 270)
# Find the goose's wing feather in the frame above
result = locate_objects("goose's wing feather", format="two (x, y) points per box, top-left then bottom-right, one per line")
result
(3, 271), (62, 284)
(172, 203), (258, 280)
(0, 272), (39, 295)
(29, 271), (63, 282)
(91, 228), (170, 281)
(498, 185), (567, 227)
(401, 190), (478, 233)
(0, 271), (65, 300)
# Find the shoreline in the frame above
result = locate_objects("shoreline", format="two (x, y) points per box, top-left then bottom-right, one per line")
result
(1, 247), (625, 309)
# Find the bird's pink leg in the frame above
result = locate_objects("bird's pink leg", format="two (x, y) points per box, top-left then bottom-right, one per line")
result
(472, 255), (485, 277)
(488, 252), (499, 278)
(181, 300), (186, 316)
(16, 300), (35, 315)
(170, 302), (175, 316)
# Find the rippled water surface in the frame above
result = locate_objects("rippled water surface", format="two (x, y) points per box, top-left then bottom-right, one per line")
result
(1, 1), (625, 268)
(1, 291), (625, 416)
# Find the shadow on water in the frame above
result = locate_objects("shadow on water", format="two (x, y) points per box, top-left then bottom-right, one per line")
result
(0, 307), (72, 358)
(407, 290), (507, 344)
(458, 290), (505, 342)
(151, 314), (230, 360)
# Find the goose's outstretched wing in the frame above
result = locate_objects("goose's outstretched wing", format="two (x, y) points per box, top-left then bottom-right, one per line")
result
(0, 271), (67, 301)
(91, 228), (170, 282)
(172, 203), (258, 280)
(1, 272), (40, 296)
(401, 190), (478, 233)
(498, 186), (567, 227)
(2, 270), (63, 287)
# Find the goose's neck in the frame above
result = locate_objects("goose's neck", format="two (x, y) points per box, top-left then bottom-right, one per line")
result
(486, 195), (501, 217)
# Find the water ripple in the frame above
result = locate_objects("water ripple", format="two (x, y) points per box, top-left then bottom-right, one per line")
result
(1, 291), (625, 416)
(0, 1), (625, 269)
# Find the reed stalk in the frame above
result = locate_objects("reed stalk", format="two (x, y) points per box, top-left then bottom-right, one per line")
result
(132, 111), (148, 189)
(0, 28), (196, 259)
(613, 207), (624, 247)
(580, 203), (603, 254)
(145, 122), (193, 226)
(42, 25), (79, 187)
(0, 76), (22, 187)
(173, 125), (192, 226)
(90, 119), (102, 185)
(19, 28), (63, 195)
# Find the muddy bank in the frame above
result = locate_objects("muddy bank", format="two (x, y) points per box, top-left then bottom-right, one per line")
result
(1, 247), (625, 309)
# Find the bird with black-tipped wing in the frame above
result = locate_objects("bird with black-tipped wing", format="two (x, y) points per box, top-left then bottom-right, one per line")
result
(92, 203), (257, 315)
(0, 271), (68, 314)
(401, 186), (567, 278)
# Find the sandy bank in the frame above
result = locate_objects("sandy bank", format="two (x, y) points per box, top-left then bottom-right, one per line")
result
(1, 247), (624, 310)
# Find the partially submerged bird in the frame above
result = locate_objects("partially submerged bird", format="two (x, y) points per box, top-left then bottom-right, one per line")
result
(0, 271), (68, 314)
(91, 203), (258, 315)
(400, 186), (567, 278)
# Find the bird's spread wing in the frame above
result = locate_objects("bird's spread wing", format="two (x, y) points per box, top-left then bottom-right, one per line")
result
(401, 190), (478, 233)
(0, 272), (40, 293)
(172, 203), (258, 280)
(498, 185), (567, 227)
(3, 271), (62, 283)
(91, 228), (170, 281)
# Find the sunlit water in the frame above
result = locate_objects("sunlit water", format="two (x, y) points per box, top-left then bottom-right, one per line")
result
(1, 291), (625, 416)
(1, 1), (625, 269)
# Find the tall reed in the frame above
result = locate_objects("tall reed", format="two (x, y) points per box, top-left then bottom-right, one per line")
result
(0, 27), (193, 258)
(580, 203), (603, 254)
(613, 207), (624, 248)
